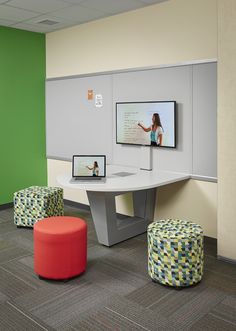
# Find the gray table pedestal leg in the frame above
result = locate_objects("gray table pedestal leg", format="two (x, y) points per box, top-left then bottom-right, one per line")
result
(87, 188), (156, 246)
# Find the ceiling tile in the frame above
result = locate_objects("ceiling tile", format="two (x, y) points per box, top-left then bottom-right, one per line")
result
(11, 22), (50, 32)
(79, 0), (146, 15)
(25, 13), (75, 25)
(12, 21), (75, 33)
(0, 18), (16, 26)
(6, 0), (72, 14)
(50, 4), (106, 23)
(0, 0), (170, 33)
(0, 5), (40, 21)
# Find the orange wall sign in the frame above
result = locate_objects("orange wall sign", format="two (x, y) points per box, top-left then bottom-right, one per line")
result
(87, 89), (93, 100)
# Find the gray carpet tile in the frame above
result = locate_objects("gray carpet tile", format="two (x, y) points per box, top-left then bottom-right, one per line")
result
(109, 236), (147, 256)
(72, 307), (154, 331)
(87, 231), (97, 242)
(87, 243), (113, 260)
(135, 232), (147, 242)
(165, 287), (226, 329)
(64, 205), (90, 217)
(0, 291), (9, 304)
(146, 282), (207, 315)
(202, 268), (236, 294)
(110, 239), (149, 268)
(190, 312), (236, 331)
(0, 205), (236, 330)
(100, 251), (149, 280)
(211, 297), (236, 325)
(33, 285), (115, 330)
(82, 259), (148, 296)
(0, 220), (18, 235)
(222, 295), (236, 308)
(87, 237), (99, 248)
(17, 255), (35, 269)
(84, 246), (113, 277)
(205, 255), (236, 278)
(104, 295), (181, 331)
(0, 208), (14, 221)
(13, 280), (116, 330)
(0, 216), (11, 224)
(1, 227), (34, 252)
(0, 267), (36, 299)
(0, 241), (30, 265)
(0, 301), (55, 331)
(126, 282), (172, 308)
(12, 280), (87, 311)
(1, 258), (47, 289)
(0, 239), (14, 251)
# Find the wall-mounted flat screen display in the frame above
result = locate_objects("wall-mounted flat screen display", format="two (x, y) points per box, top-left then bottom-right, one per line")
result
(116, 101), (176, 148)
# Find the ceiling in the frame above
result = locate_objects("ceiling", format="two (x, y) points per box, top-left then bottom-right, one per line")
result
(0, 0), (168, 33)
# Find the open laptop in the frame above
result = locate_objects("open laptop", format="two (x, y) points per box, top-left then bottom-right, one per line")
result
(71, 155), (106, 182)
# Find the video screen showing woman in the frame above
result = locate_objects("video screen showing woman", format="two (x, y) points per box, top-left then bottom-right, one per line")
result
(86, 161), (99, 176)
(116, 101), (176, 148)
(73, 156), (105, 177)
(138, 113), (163, 146)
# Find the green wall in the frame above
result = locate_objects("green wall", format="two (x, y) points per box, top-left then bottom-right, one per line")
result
(0, 27), (47, 205)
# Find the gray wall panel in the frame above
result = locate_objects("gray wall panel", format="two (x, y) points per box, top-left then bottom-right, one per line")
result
(192, 63), (217, 177)
(46, 63), (217, 178)
(46, 75), (113, 162)
(112, 66), (193, 173)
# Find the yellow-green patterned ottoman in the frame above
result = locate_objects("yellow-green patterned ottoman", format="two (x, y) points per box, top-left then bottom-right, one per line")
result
(14, 186), (64, 228)
(148, 219), (204, 287)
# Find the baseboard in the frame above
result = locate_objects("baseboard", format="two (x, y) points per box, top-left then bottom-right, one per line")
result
(63, 199), (90, 211)
(217, 255), (236, 265)
(0, 202), (13, 210)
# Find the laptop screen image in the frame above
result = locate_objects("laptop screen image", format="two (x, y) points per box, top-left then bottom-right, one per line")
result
(72, 155), (106, 178)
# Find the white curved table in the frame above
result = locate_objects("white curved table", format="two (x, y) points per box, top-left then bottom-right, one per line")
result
(58, 165), (189, 246)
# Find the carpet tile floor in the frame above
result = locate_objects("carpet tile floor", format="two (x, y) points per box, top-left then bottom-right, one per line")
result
(0, 204), (235, 330)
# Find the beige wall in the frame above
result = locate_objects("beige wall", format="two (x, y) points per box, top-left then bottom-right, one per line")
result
(156, 180), (217, 238)
(46, 0), (218, 241)
(46, 0), (217, 78)
(218, 0), (236, 260)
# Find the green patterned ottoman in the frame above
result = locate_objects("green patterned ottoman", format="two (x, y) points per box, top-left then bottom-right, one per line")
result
(14, 186), (64, 227)
(148, 219), (204, 287)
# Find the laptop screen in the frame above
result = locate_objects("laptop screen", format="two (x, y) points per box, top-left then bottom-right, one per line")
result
(72, 155), (106, 178)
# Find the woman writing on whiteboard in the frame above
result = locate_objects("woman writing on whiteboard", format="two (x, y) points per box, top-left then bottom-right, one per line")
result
(138, 113), (163, 146)
(86, 161), (99, 176)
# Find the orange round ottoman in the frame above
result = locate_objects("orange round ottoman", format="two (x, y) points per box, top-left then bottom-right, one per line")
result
(34, 216), (87, 280)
